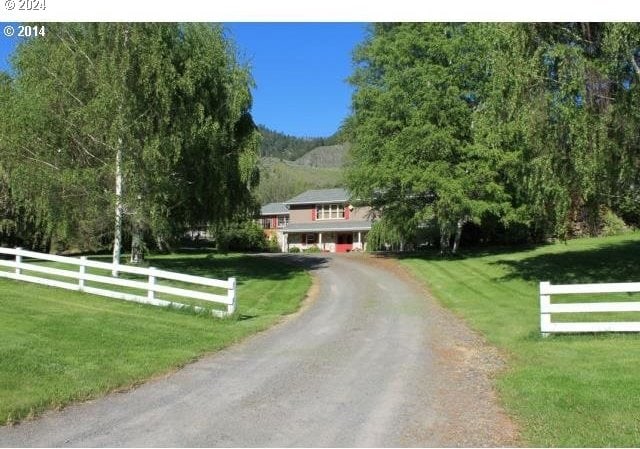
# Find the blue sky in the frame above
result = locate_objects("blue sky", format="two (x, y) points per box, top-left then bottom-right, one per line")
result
(0, 23), (367, 138)
(226, 23), (366, 137)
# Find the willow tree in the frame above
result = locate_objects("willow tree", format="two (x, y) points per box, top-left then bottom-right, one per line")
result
(474, 23), (640, 238)
(2, 23), (259, 262)
(346, 23), (511, 252)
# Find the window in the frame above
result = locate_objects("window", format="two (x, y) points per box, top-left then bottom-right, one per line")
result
(305, 233), (316, 244)
(277, 215), (289, 228)
(315, 204), (345, 220)
(261, 218), (273, 229)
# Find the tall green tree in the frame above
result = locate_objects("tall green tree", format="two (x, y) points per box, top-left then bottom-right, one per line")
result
(1, 23), (260, 262)
(474, 23), (640, 238)
(347, 23), (640, 251)
(346, 23), (510, 252)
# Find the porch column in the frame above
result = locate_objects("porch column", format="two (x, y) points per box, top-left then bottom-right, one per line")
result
(282, 233), (288, 252)
(319, 232), (323, 250)
(358, 231), (361, 243)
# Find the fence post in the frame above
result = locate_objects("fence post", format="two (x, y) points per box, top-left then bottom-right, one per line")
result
(15, 247), (22, 275)
(79, 256), (86, 291)
(540, 281), (551, 337)
(148, 267), (156, 301)
(227, 277), (236, 315)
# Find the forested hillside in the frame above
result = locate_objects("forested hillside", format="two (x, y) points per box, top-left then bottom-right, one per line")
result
(258, 125), (339, 160)
(294, 143), (349, 168)
(253, 157), (342, 204)
(253, 126), (347, 204)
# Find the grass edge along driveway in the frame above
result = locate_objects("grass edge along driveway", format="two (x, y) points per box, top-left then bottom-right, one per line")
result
(400, 232), (640, 447)
(0, 252), (314, 426)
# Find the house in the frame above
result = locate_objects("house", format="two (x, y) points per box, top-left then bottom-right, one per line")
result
(265, 188), (373, 253)
(259, 202), (290, 247)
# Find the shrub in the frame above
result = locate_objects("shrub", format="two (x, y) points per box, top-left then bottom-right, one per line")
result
(216, 221), (269, 252)
(601, 210), (629, 237)
(266, 236), (281, 253)
(303, 246), (321, 253)
(288, 246), (301, 253)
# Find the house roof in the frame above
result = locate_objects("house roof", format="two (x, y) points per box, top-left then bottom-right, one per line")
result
(260, 203), (289, 216)
(283, 220), (372, 233)
(285, 188), (350, 206)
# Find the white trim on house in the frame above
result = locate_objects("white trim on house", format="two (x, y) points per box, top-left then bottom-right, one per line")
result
(315, 203), (345, 220)
(283, 220), (372, 234)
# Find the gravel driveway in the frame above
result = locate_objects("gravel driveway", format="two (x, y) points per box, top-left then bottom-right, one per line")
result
(0, 253), (518, 447)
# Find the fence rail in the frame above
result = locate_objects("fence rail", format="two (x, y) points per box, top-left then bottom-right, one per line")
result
(540, 281), (640, 336)
(0, 247), (236, 317)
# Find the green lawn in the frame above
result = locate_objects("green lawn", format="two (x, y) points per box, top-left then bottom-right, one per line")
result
(0, 252), (312, 425)
(400, 232), (640, 446)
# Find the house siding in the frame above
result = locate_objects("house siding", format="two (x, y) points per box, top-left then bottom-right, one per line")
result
(350, 206), (373, 221)
(289, 205), (313, 224)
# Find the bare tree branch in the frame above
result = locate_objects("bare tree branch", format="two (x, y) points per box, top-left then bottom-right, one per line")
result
(60, 29), (96, 71)
(42, 66), (85, 107)
(21, 153), (60, 171)
(68, 134), (108, 166)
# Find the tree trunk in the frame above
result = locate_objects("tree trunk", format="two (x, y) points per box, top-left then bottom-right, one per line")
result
(130, 224), (143, 264)
(439, 223), (450, 254)
(112, 143), (123, 276)
(112, 29), (129, 276)
(452, 218), (464, 254)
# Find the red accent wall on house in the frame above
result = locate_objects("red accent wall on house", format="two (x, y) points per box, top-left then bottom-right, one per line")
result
(311, 207), (316, 221)
(344, 205), (350, 220)
(272, 217), (277, 228)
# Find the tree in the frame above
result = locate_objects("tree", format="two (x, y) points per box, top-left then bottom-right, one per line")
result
(1, 23), (260, 263)
(474, 23), (640, 238)
(346, 23), (510, 253)
(347, 23), (640, 251)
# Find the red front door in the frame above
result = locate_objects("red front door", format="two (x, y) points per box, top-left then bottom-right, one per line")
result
(336, 234), (353, 253)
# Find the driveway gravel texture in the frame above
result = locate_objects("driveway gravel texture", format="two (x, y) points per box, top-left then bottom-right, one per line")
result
(0, 253), (518, 447)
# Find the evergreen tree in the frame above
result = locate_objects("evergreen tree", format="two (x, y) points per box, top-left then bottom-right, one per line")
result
(346, 23), (510, 252)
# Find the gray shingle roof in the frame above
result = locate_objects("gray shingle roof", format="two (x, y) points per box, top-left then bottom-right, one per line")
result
(284, 188), (350, 205)
(260, 203), (289, 216)
(283, 220), (372, 233)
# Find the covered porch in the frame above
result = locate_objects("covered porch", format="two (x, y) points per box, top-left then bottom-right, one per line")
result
(282, 221), (372, 253)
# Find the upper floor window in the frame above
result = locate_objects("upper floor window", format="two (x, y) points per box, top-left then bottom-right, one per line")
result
(316, 204), (344, 220)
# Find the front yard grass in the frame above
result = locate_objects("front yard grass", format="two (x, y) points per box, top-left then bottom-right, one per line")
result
(400, 232), (640, 447)
(0, 252), (312, 426)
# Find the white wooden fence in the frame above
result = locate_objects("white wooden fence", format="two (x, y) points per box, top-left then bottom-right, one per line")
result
(0, 247), (236, 317)
(540, 281), (640, 336)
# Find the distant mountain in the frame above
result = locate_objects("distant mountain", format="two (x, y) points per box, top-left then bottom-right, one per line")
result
(254, 125), (350, 204)
(254, 157), (343, 204)
(258, 125), (339, 161)
(294, 143), (349, 168)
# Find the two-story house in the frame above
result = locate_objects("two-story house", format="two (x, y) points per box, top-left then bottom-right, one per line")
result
(280, 188), (373, 253)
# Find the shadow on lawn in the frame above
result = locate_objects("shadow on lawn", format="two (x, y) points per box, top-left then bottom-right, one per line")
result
(492, 238), (640, 285)
(368, 243), (549, 263)
(148, 253), (329, 286)
(368, 237), (640, 285)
